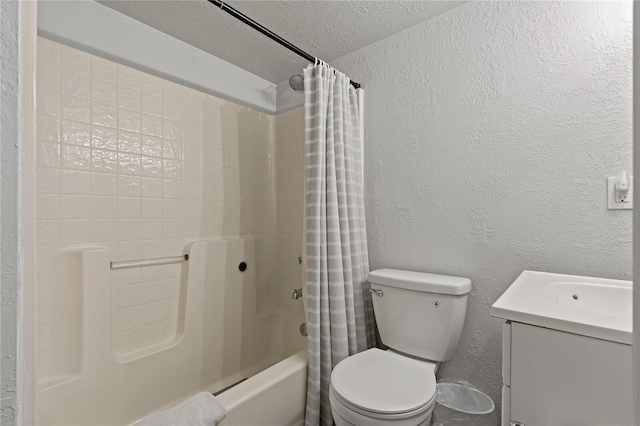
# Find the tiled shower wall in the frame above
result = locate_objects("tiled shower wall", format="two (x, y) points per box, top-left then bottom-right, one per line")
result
(35, 38), (296, 381)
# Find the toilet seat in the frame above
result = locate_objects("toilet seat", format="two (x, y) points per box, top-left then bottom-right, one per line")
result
(330, 348), (437, 419)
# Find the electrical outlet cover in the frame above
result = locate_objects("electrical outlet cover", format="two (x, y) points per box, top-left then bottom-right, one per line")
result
(607, 176), (633, 210)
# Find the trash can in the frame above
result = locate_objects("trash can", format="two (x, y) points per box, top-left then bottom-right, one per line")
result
(431, 382), (498, 426)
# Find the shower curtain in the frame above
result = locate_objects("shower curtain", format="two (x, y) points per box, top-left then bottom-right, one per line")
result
(303, 61), (375, 426)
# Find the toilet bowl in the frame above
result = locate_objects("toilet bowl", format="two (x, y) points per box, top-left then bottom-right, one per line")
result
(329, 269), (471, 426)
(330, 349), (437, 426)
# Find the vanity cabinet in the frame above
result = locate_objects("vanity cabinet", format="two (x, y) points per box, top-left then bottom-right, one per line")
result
(491, 270), (633, 426)
(500, 321), (632, 426)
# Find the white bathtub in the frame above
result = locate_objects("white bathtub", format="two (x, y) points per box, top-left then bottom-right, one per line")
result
(217, 350), (307, 426)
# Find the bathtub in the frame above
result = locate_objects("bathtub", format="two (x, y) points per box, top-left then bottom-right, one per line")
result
(216, 350), (307, 426)
(38, 240), (308, 426)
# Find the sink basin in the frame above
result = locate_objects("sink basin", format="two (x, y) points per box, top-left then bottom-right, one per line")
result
(491, 271), (632, 344)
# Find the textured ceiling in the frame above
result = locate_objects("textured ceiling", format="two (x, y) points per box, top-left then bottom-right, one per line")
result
(97, 0), (463, 83)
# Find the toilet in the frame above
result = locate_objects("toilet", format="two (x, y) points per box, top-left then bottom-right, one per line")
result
(329, 269), (472, 426)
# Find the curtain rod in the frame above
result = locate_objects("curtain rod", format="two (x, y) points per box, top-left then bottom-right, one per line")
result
(207, 0), (361, 89)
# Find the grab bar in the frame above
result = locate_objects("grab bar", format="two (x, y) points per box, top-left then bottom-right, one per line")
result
(110, 254), (189, 270)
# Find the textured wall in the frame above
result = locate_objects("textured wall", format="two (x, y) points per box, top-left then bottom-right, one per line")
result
(330, 1), (633, 403)
(1, 0), (21, 424)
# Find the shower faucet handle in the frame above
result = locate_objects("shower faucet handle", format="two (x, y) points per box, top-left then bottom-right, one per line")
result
(292, 288), (303, 300)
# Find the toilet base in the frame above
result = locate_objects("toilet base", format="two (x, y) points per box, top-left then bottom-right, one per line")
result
(330, 388), (433, 426)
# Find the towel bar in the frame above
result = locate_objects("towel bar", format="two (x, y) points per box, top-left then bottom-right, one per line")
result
(110, 254), (189, 270)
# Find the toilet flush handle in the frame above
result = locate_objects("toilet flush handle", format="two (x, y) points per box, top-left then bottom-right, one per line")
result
(369, 288), (384, 297)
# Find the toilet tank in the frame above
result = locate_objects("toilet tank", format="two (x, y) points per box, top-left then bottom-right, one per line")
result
(369, 269), (471, 361)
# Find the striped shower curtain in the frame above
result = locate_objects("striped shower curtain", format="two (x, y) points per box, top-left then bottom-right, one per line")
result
(303, 61), (375, 426)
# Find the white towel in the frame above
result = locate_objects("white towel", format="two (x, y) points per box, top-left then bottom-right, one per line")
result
(137, 392), (227, 426)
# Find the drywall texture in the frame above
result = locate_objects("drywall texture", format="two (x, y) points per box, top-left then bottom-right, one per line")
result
(331, 1), (633, 403)
(97, 0), (463, 83)
(1, 0), (21, 424)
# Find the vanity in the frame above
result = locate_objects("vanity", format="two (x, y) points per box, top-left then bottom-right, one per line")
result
(491, 271), (632, 426)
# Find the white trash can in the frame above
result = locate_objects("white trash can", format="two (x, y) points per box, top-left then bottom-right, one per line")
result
(431, 382), (498, 426)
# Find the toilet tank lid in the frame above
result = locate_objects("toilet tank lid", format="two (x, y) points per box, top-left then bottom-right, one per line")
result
(369, 269), (471, 295)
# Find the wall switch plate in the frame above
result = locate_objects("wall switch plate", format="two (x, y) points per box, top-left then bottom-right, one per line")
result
(607, 176), (633, 210)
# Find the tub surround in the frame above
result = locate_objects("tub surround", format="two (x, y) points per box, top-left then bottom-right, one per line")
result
(35, 38), (306, 425)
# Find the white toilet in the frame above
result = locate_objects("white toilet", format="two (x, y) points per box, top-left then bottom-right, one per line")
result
(330, 269), (472, 426)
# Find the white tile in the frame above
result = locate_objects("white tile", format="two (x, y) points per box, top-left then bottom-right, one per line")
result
(117, 240), (141, 260)
(162, 140), (182, 161)
(61, 45), (90, 74)
(140, 219), (162, 239)
(37, 194), (60, 219)
(141, 73), (163, 97)
(162, 160), (182, 179)
(117, 153), (141, 176)
(141, 280), (164, 304)
(117, 197), (141, 219)
(117, 175), (142, 197)
(118, 86), (142, 112)
(117, 327), (143, 353)
(118, 131), (141, 154)
(91, 125), (118, 150)
(163, 278), (180, 299)
(162, 199), (182, 219)
(91, 196), (117, 219)
(38, 38), (61, 65)
(141, 114), (163, 137)
(162, 120), (182, 141)
(141, 177), (163, 198)
(118, 109), (141, 133)
(118, 65), (141, 91)
(182, 125), (202, 145)
(116, 284), (142, 309)
(141, 300), (164, 325)
(141, 199), (163, 219)
(90, 219), (117, 242)
(36, 142), (60, 168)
(91, 149), (118, 174)
(36, 168), (60, 194)
(91, 55), (117, 83)
(117, 219), (141, 241)
(116, 306), (141, 331)
(59, 195), (91, 219)
(183, 161), (202, 182)
(37, 220), (59, 245)
(92, 102), (118, 128)
(37, 89), (61, 118)
(162, 179), (182, 199)
(142, 94), (162, 117)
(182, 105), (202, 127)
(162, 219), (182, 238)
(61, 94), (90, 123)
(37, 115), (60, 143)
(141, 135), (163, 158)
(61, 69), (90, 99)
(139, 243), (163, 263)
(60, 170), (91, 194)
(162, 298), (179, 319)
(141, 156), (162, 178)
(59, 219), (91, 244)
(183, 144), (202, 163)
(163, 100), (182, 122)
(60, 145), (91, 171)
(141, 322), (165, 347)
(91, 173), (118, 196)
(61, 120), (91, 146)
(91, 79), (117, 106)
(163, 80), (182, 103)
